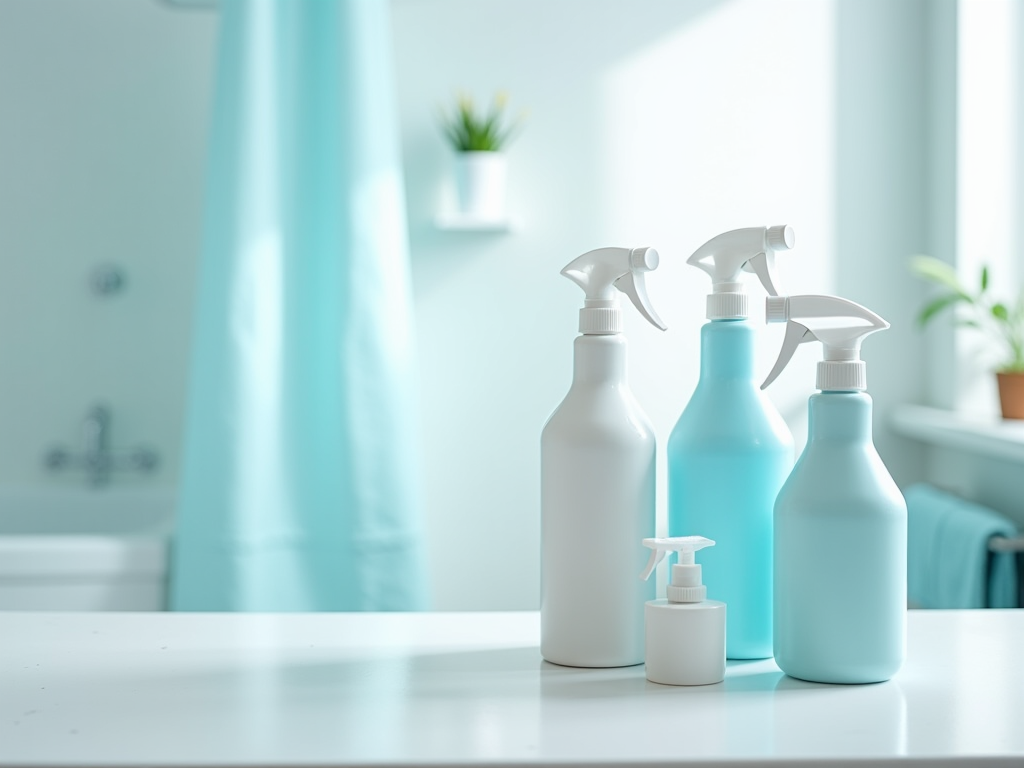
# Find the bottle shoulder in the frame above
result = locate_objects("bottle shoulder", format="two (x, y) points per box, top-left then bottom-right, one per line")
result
(546, 383), (651, 418)
(646, 599), (726, 611)
(702, 319), (756, 336)
(777, 444), (905, 515)
(670, 387), (792, 449)
(544, 386), (655, 444)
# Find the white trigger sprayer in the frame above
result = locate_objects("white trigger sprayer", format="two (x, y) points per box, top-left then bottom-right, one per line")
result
(760, 295), (890, 391)
(561, 247), (667, 334)
(687, 226), (795, 319)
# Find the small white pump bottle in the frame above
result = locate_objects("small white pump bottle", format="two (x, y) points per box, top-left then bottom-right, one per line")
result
(640, 536), (726, 685)
(541, 246), (666, 668)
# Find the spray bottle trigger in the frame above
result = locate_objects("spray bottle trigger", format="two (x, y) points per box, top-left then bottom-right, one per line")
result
(614, 270), (667, 331)
(639, 546), (667, 582)
(743, 252), (780, 297)
(761, 321), (815, 390)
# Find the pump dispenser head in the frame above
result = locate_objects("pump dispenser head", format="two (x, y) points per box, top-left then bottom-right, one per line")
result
(760, 295), (890, 392)
(687, 226), (795, 320)
(561, 247), (667, 334)
(640, 536), (715, 603)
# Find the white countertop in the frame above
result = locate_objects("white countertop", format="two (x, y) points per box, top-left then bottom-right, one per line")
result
(2, 610), (1023, 767)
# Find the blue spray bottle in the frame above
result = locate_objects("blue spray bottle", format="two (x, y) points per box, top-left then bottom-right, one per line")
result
(761, 295), (907, 684)
(668, 226), (796, 660)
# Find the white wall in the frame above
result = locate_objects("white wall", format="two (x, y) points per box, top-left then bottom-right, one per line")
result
(0, 0), (941, 611)
(392, 0), (837, 609)
(0, 0), (215, 486)
(832, 0), (931, 486)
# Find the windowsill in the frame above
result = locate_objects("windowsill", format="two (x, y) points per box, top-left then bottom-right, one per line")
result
(891, 404), (1024, 463)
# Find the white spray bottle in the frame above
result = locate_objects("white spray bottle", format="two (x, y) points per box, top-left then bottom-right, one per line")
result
(667, 226), (795, 660)
(761, 295), (907, 684)
(541, 246), (666, 668)
(640, 536), (726, 685)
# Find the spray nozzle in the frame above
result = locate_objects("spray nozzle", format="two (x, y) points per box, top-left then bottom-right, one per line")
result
(639, 536), (715, 603)
(561, 247), (667, 334)
(760, 295), (890, 392)
(686, 225), (794, 320)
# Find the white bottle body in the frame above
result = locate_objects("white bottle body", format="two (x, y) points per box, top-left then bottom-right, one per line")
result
(645, 599), (726, 685)
(540, 334), (655, 667)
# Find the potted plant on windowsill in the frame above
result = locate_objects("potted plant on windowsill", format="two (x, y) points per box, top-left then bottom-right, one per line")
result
(911, 255), (1024, 419)
(439, 92), (522, 221)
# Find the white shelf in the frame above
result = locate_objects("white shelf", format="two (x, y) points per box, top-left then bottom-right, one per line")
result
(891, 404), (1024, 464)
(434, 213), (514, 232)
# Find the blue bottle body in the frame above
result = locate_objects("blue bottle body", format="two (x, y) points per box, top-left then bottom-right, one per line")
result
(667, 320), (793, 660)
(774, 392), (907, 684)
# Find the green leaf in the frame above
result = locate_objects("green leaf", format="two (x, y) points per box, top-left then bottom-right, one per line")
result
(981, 265), (989, 292)
(909, 255), (970, 297)
(438, 91), (523, 153)
(992, 303), (1010, 321)
(917, 293), (967, 326)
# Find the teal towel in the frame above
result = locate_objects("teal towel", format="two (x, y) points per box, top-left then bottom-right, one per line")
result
(905, 484), (1018, 609)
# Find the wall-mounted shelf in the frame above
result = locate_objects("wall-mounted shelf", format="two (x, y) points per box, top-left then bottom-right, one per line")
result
(434, 213), (514, 233)
(891, 404), (1024, 464)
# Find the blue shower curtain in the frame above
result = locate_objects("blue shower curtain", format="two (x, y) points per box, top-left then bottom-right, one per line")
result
(170, 0), (429, 611)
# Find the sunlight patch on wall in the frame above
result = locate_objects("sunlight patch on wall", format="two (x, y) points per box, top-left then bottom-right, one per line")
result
(596, 0), (838, 496)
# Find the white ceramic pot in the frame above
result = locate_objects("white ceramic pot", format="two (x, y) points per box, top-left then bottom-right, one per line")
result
(455, 151), (507, 219)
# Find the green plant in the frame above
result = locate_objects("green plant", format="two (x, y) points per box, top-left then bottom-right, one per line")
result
(911, 255), (1024, 372)
(439, 92), (521, 152)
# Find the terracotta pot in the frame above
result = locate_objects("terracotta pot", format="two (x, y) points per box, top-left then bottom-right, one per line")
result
(996, 371), (1024, 419)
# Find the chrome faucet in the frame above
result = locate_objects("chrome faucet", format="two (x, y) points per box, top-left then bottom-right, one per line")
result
(46, 404), (158, 486)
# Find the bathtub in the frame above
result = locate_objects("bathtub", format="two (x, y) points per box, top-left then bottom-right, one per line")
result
(0, 487), (174, 611)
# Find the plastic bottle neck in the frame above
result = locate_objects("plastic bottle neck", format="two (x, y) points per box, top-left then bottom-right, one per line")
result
(807, 391), (873, 443)
(698, 319), (754, 381)
(573, 334), (627, 385)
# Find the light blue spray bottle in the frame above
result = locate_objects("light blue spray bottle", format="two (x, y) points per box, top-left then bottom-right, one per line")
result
(761, 295), (907, 684)
(667, 226), (795, 660)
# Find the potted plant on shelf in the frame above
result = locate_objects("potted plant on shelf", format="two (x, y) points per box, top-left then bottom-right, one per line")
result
(911, 255), (1024, 418)
(439, 92), (522, 221)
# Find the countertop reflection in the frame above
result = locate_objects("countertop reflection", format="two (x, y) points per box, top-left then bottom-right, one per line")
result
(1, 610), (1021, 766)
